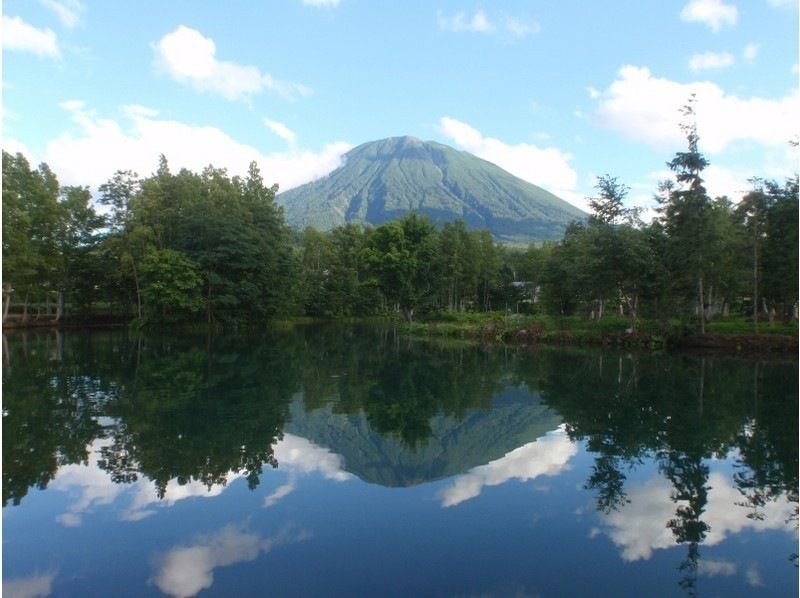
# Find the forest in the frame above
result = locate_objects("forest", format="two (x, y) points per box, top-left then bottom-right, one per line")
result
(2, 115), (798, 332)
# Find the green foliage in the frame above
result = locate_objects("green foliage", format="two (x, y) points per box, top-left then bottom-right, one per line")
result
(139, 249), (205, 323)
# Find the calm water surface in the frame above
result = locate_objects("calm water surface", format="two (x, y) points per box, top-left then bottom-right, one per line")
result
(2, 326), (797, 597)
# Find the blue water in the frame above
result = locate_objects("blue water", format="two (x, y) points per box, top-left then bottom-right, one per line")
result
(3, 327), (797, 597)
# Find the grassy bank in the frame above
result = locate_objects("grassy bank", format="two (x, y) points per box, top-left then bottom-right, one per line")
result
(399, 312), (798, 353)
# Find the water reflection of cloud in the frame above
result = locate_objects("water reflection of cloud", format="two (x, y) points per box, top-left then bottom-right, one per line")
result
(263, 481), (296, 507)
(263, 434), (352, 508)
(438, 426), (578, 507)
(273, 434), (351, 481)
(2, 571), (57, 598)
(151, 523), (310, 598)
(600, 472), (796, 562)
(51, 438), (246, 525)
(50, 433), (352, 523)
(697, 559), (737, 577)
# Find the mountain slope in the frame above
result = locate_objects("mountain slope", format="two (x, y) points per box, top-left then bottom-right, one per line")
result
(277, 136), (585, 243)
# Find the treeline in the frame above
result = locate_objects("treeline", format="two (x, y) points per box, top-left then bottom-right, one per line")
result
(2, 113), (797, 329)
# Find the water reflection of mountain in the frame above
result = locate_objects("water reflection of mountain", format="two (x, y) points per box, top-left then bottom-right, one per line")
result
(285, 386), (563, 487)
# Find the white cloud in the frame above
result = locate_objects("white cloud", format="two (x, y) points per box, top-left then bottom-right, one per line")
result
(601, 471), (797, 562)
(151, 523), (310, 598)
(587, 86), (601, 99)
(438, 116), (581, 208)
(742, 43), (760, 62)
(503, 17), (541, 39)
(438, 426), (578, 507)
(44, 101), (351, 193)
(2, 15), (60, 59)
(263, 481), (296, 507)
(2, 572), (57, 598)
(680, 0), (738, 32)
(260, 434), (351, 507)
(594, 65), (800, 153)
(263, 119), (298, 147)
(40, 0), (85, 29)
(273, 434), (352, 481)
(767, 0), (796, 7)
(689, 51), (735, 71)
(2, 137), (36, 161)
(437, 10), (494, 33)
(437, 11), (539, 39)
(152, 26), (311, 101)
(703, 164), (751, 199)
(49, 436), (247, 525)
(745, 565), (764, 587)
(698, 559), (737, 576)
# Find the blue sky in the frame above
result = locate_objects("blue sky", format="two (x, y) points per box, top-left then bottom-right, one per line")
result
(3, 0), (798, 215)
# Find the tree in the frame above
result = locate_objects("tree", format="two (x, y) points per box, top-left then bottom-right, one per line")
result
(588, 174), (635, 226)
(139, 249), (205, 323)
(658, 96), (717, 333)
(366, 213), (438, 322)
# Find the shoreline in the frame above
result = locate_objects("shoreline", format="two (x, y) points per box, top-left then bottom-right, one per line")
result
(3, 314), (797, 356)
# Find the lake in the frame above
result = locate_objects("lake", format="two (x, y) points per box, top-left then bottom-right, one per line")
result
(2, 325), (797, 597)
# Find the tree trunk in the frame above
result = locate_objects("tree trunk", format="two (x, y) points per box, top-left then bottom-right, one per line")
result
(55, 291), (63, 322)
(402, 307), (414, 323)
(2, 283), (12, 323)
(698, 276), (705, 334)
(753, 232), (759, 333)
(131, 260), (143, 320)
(22, 293), (29, 323)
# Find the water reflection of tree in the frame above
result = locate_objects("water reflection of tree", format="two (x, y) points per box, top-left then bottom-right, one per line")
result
(2, 325), (515, 502)
(294, 324), (509, 448)
(2, 331), (118, 506)
(96, 333), (301, 496)
(733, 362), (799, 532)
(2, 330), (302, 503)
(528, 349), (798, 593)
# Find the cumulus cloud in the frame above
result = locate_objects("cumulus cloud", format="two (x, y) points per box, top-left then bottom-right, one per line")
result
(600, 471), (797, 562)
(680, 0), (738, 32)
(49, 437), (246, 525)
(689, 51), (735, 71)
(438, 426), (578, 507)
(151, 523), (310, 598)
(594, 65), (799, 153)
(40, 0), (85, 29)
(2, 571), (57, 598)
(152, 25), (311, 101)
(272, 434), (352, 481)
(44, 101), (351, 192)
(438, 116), (581, 208)
(262, 434), (351, 507)
(2, 15), (60, 58)
(263, 119), (298, 147)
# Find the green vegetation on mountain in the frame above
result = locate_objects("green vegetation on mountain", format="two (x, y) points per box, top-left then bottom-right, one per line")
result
(277, 136), (585, 243)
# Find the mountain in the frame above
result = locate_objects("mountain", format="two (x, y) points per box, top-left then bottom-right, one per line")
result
(277, 136), (585, 243)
